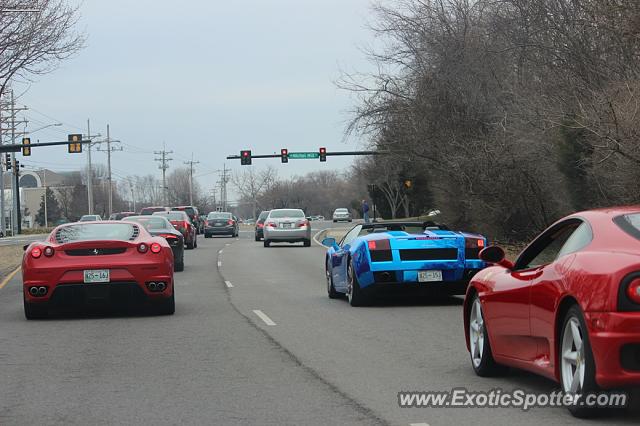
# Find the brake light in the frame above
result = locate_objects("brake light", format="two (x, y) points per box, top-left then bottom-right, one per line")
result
(465, 237), (485, 248)
(266, 222), (277, 228)
(31, 247), (42, 258)
(43, 247), (55, 257)
(160, 234), (177, 239)
(138, 243), (149, 253)
(204, 220), (209, 227)
(150, 242), (162, 253)
(258, 223), (264, 228)
(183, 221), (189, 229)
(298, 220), (309, 228)
(368, 239), (390, 251)
(228, 219), (235, 225)
(627, 279), (640, 304)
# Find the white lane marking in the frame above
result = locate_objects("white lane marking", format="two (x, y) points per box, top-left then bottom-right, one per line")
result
(253, 310), (276, 326)
(217, 261), (222, 267)
(218, 249), (223, 254)
(410, 424), (430, 426)
(224, 280), (233, 288)
(225, 243), (231, 246)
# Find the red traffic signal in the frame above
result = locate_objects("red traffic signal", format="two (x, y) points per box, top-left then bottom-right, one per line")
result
(319, 147), (327, 162)
(281, 148), (288, 163)
(240, 150), (252, 165)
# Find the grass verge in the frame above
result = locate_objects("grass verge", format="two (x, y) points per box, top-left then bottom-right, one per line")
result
(0, 245), (22, 281)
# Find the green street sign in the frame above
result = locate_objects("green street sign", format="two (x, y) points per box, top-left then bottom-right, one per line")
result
(288, 152), (320, 159)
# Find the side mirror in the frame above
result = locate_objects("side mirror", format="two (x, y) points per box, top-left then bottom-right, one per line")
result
(322, 237), (339, 249)
(479, 246), (514, 269)
(23, 244), (29, 251)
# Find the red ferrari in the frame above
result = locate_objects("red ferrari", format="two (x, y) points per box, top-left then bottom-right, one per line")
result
(464, 207), (640, 416)
(22, 221), (175, 319)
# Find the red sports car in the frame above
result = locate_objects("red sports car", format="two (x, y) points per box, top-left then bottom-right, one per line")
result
(22, 221), (175, 319)
(464, 207), (640, 417)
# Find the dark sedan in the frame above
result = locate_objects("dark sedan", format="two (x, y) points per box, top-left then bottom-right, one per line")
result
(204, 212), (238, 238)
(125, 215), (185, 272)
(254, 210), (269, 241)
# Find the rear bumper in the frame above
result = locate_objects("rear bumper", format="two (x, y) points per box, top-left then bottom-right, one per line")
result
(358, 266), (480, 294)
(264, 227), (310, 241)
(205, 226), (235, 235)
(585, 312), (640, 388)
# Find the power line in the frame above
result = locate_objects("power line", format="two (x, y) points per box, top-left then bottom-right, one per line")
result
(154, 144), (173, 206)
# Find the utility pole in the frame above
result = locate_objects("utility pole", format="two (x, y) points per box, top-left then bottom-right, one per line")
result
(129, 180), (136, 213)
(0, 91), (4, 236)
(184, 154), (199, 206)
(7, 90), (27, 234)
(85, 119), (101, 215)
(95, 124), (122, 217)
(42, 168), (48, 227)
(154, 144), (173, 206)
(217, 163), (229, 211)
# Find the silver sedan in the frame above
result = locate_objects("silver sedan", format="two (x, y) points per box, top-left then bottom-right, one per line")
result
(263, 209), (311, 247)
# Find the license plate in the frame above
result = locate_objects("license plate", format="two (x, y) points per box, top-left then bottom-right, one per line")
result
(418, 270), (442, 282)
(215, 223), (224, 226)
(282, 223), (292, 229)
(84, 269), (110, 283)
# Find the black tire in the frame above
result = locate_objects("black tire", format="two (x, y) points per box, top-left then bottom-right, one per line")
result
(303, 239), (311, 247)
(467, 293), (507, 376)
(204, 234), (211, 239)
(333, 220), (337, 223)
(175, 259), (184, 272)
(347, 261), (369, 307)
(156, 291), (175, 315)
(24, 298), (48, 320)
(560, 305), (601, 418)
(264, 240), (270, 248)
(193, 236), (198, 248)
(186, 238), (194, 249)
(255, 234), (260, 241)
(326, 259), (340, 299)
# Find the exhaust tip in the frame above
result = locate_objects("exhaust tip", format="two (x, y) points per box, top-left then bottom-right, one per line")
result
(29, 286), (39, 296)
(157, 282), (166, 291)
(37, 286), (47, 296)
(148, 282), (157, 291)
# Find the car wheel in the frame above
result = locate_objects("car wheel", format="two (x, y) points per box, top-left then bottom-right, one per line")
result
(326, 259), (340, 299)
(264, 240), (270, 248)
(347, 261), (369, 307)
(204, 234), (210, 238)
(175, 259), (184, 272)
(156, 292), (175, 315)
(24, 297), (48, 320)
(468, 294), (506, 376)
(303, 239), (311, 247)
(194, 236), (198, 248)
(560, 305), (600, 418)
(333, 220), (337, 223)
(186, 238), (194, 249)
(255, 234), (260, 241)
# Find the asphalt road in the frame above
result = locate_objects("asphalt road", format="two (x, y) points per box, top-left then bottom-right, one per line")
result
(1, 221), (638, 425)
(0, 233), (47, 247)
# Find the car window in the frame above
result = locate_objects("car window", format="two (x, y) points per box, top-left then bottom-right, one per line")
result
(127, 216), (172, 230)
(340, 225), (363, 247)
(258, 211), (269, 221)
(55, 223), (138, 243)
(556, 221), (592, 258)
(270, 209), (304, 218)
(208, 212), (232, 220)
(515, 220), (581, 269)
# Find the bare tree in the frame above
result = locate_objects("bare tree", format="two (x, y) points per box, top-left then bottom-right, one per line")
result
(0, 0), (85, 96)
(232, 166), (277, 219)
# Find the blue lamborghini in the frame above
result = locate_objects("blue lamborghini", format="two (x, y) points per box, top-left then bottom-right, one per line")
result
(322, 222), (487, 306)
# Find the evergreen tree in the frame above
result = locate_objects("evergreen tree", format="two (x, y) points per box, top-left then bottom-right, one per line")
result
(35, 188), (62, 226)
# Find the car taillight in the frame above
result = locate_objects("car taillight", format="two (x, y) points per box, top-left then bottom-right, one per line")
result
(627, 279), (640, 304)
(31, 247), (42, 258)
(298, 220), (309, 227)
(204, 220), (209, 227)
(258, 223), (264, 228)
(368, 239), (390, 251)
(266, 222), (277, 228)
(465, 238), (485, 248)
(150, 242), (162, 253)
(43, 247), (55, 257)
(138, 243), (149, 253)
(228, 219), (235, 225)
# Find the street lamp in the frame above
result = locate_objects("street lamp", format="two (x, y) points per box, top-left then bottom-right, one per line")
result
(28, 123), (62, 134)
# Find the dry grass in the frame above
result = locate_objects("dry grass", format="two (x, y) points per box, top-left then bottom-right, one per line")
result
(0, 245), (22, 280)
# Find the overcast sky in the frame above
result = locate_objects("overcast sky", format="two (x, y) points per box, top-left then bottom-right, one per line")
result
(15, 0), (378, 199)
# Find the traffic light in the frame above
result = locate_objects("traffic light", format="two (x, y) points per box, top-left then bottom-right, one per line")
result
(319, 147), (327, 162)
(240, 150), (252, 165)
(4, 153), (11, 170)
(21, 137), (31, 156)
(281, 148), (288, 163)
(68, 134), (83, 153)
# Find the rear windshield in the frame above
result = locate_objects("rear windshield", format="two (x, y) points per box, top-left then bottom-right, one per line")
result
(173, 207), (196, 216)
(208, 212), (232, 219)
(258, 211), (269, 220)
(614, 213), (640, 240)
(156, 212), (187, 222)
(335, 209), (348, 213)
(127, 216), (172, 230)
(55, 223), (137, 243)
(140, 207), (165, 215)
(270, 209), (304, 218)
